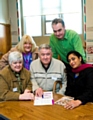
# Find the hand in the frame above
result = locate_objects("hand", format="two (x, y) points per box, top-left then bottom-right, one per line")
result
(19, 93), (34, 100)
(64, 100), (82, 109)
(35, 88), (43, 97)
(24, 89), (31, 93)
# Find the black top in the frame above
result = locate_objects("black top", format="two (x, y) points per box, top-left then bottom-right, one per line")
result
(65, 67), (93, 104)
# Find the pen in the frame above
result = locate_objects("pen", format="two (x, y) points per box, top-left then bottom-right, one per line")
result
(42, 94), (44, 98)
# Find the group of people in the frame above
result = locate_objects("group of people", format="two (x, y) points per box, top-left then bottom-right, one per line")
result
(0, 18), (93, 110)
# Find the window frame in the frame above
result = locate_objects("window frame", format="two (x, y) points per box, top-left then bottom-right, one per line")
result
(21, 0), (84, 37)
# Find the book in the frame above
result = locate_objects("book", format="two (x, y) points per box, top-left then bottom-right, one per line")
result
(34, 92), (54, 106)
(55, 96), (74, 106)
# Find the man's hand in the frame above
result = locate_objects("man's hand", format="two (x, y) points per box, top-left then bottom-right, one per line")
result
(35, 88), (43, 97)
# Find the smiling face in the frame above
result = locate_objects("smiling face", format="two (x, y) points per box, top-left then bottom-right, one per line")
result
(23, 41), (32, 53)
(39, 48), (52, 67)
(52, 23), (65, 39)
(10, 61), (23, 73)
(68, 54), (82, 69)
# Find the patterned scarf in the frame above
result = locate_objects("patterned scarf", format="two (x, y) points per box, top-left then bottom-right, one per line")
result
(15, 73), (22, 93)
(12, 70), (22, 93)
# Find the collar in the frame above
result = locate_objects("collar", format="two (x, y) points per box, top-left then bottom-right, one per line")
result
(64, 30), (68, 40)
(9, 66), (25, 81)
(22, 52), (32, 56)
(41, 61), (51, 72)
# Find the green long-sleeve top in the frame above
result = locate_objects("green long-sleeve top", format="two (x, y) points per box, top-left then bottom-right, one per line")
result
(50, 30), (86, 64)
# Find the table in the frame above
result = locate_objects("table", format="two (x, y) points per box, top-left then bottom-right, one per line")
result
(0, 93), (93, 120)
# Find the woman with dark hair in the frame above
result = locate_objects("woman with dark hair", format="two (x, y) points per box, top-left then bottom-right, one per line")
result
(64, 51), (93, 109)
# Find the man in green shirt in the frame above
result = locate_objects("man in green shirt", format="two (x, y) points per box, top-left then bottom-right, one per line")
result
(49, 18), (86, 68)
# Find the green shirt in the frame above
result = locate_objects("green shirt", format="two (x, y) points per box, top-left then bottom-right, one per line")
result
(50, 30), (86, 64)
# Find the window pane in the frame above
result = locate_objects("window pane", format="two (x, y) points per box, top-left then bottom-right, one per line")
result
(23, 16), (41, 36)
(63, 13), (82, 34)
(43, 8), (60, 15)
(42, 0), (60, 15)
(45, 15), (59, 34)
(46, 15), (59, 20)
(61, 0), (81, 12)
(22, 0), (41, 16)
(42, 0), (60, 8)
(45, 0), (82, 34)
(61, 0), (82, 34)
(46, 22), (52, 34)
(22, 0), (82, 36)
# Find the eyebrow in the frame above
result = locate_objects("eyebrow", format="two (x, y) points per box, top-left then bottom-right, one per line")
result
(53, 29), (62, 32)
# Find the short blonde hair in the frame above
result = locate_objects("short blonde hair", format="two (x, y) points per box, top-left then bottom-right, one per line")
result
(16, 35), (38, 53)
(8, 51), (23, 65)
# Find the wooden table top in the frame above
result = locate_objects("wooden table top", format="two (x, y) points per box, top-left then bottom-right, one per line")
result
(0, 93), (93, 120)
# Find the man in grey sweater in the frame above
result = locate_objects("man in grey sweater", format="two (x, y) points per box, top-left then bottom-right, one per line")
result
(30, 44), (67, 97)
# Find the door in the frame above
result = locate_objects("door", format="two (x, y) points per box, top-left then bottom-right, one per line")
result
(0, 24), (11, 59)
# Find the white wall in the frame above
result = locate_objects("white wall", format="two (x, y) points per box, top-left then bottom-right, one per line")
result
(0, 0), (9, 23)
(8, 0), (18, 45)
(86, 0), (93, 63)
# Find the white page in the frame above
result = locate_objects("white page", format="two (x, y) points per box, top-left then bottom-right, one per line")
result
(34, 92), (54, 106)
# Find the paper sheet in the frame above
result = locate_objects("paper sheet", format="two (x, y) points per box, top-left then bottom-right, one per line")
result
(34, 92), (54, 106)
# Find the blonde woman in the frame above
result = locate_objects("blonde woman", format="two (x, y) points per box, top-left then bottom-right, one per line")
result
(0, 35), (38, 70)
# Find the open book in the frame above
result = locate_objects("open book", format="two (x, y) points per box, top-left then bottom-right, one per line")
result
(34, 92), (54, 106)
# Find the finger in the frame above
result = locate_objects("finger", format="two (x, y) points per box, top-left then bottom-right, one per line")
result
(70, 105), (74, 109)
(64, 104), (73, 109)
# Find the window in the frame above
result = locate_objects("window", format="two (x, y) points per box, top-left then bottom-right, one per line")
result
(22, 0), (82, 36)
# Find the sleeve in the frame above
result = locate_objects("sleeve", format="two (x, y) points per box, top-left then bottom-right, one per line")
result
(75, 70), (93, 104)
(64, 74), (72, 96)
(30, 64), (40, 91)
(57, 63), (67, 95)
(32, 48), (39, 60)
(0, 75), (20, 101)
(0, 52), (9, 70)
(72, 33), (86, 62)
(49, 35), (58, 59)
(0, 47), (17, 70)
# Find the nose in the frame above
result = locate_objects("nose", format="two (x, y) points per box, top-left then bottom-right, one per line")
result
(69, 59), (73, 65)
(16, 63), (20, 66)
(26, 43), (30, 46)
(56, 31), (60, 35)
(44, 55), (47, 59)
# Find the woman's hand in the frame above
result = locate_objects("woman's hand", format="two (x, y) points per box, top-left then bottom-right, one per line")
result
(24, 89), (31, 93)
(19, 92), (34, 100)
(64, 100), (82, 109)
